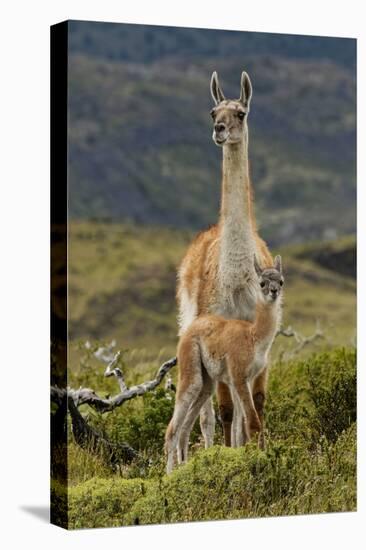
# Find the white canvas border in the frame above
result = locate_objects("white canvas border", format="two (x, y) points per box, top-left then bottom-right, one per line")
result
(0, 1), (363, 548)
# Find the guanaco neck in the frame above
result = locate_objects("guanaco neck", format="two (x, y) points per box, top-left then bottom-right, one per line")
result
(217, 136), (257, 294)
(253, 299), (282, 348)
(219, 133), (255, 228)
(219, 137), (253, 227)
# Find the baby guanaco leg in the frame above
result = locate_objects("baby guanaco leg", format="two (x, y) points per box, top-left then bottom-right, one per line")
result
(229, 364), (261, 440)
(199, 397), (216, 449)
(165, 380), (202, 473)
(231, 392), (249, 447)
(165, 340), (203, 474)
(177, 373), (214, 463)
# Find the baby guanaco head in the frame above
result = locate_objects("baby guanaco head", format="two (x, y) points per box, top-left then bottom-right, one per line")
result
(254, 255), (284, 303)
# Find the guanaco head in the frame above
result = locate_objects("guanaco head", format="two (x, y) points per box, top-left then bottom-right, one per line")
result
(254, 255), (284, 303)
(210, 71), (252, 146)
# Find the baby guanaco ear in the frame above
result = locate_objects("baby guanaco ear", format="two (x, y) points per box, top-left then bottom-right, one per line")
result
(254, 255), (262, 277)
(210, 71), (225, 105)
(274, 255), (282, 274)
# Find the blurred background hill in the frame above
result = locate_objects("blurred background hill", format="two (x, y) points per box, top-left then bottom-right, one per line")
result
(68, 21), (356, 246)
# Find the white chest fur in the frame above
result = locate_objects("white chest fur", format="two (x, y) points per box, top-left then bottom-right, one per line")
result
(249, 343), (270, 380)
(216, 145), (259, 322)
(215, 227), (258, 322)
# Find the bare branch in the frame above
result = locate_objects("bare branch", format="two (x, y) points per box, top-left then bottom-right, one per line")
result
(51, 351), (177, 466)
(51, 356), (177, 413)
(276, 320), (325, 358)
(103, 351), (128, 392)
(276, 325), (302, 343)
(92, 340), (117, 364)
(164, 373), (176, 393)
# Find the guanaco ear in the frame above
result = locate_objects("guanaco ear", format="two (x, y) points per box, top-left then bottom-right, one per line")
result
(274, 255), (282, 274)
(210, 71), (225, 105)
(239, 71), (252, 110)
(254, 255), (262, 277)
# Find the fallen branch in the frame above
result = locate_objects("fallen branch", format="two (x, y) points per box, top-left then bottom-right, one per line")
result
(276, 320), (325, 357)
(51, 353), (177, 465)
(67, 395), (137, 466)
(86, 339), (117, 364)
(51, 356), (177, 413)
(164, 373), (176, 393)
(103, 351), (128, 392)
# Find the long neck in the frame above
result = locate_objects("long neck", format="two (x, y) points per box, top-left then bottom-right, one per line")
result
(253, 300), (282, 345)
(218, 138), (256, 274)
(220, 139), (252, 227)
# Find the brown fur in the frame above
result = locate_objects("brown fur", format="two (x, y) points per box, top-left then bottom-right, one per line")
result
(177, 221), (273, 322)
(177, 184), (273, 444)
(176, 71), (274, 448)
(166, 274), (282, 472)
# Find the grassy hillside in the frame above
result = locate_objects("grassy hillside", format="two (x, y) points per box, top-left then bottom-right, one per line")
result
(67, 26), (356, 245)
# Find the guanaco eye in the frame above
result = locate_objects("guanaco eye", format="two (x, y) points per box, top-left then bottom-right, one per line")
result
(260, 281), (265, 288)
(279, 280), (284, 286)
(238, 112), (245, 120)
(210, 109), (216, 119)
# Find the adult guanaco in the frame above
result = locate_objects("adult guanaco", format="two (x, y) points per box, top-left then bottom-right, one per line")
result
(176, 71), (275, 448)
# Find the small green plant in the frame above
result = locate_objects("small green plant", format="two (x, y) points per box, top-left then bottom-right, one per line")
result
(307, 348), (356, 442)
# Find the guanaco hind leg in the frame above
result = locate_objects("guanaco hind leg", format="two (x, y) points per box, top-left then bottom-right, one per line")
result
(217, 381), (234, 446)
(252, 368), (268, 450)
(229, 362), (261, 440)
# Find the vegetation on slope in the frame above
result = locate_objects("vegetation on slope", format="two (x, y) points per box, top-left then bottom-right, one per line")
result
(55, 223), (357, 529)
(54, 348), (356, 529)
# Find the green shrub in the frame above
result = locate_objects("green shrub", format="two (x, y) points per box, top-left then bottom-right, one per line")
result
(68, 477), (150, 529)
(125, 424), (356, 525)
(270, 423), (357, 516)
(113, 388), (175, 453)
(64, 348), (357, 528)
(99, 387), (202, 462)
(307, 348), (356, 442)
(68, 442), (114, 486)
(66, 423), (356, 529)
(266, 348), (356, 446)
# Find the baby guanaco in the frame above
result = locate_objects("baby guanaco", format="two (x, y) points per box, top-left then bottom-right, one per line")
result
(166, 255), (284, 473)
